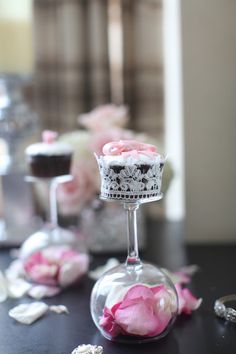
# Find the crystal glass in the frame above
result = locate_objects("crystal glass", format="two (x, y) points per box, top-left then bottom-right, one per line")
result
(20, 174), (81, 260)
(90, 154), (178, 343)
(20, 173), (89, 289)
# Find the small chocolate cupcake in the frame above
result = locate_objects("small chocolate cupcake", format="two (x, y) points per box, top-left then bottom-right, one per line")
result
(25, 131), (73, 178)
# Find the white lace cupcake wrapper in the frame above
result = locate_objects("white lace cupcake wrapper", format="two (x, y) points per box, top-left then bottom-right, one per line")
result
(98, 157), (164, 201)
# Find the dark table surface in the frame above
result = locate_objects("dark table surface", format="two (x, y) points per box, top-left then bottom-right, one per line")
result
(0, 220), (236, 354)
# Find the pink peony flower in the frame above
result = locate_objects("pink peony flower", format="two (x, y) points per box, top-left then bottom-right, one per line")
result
(100, 284), (175, 338)
(79, 104), (129, 131)
(175, 284), (202, 315)
(24, 246), (89, 287)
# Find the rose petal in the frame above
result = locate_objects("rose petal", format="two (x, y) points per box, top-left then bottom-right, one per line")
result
(58, 254), (89, 287)
(49, 305), (69, 314)
(89, 258), (120, 280)
(153, 287), (176, 314)
(101, 284), (174, 338)
(28, 285), (61, 300)
(172, 272), (191, 284)
(9, 302), (49, 325)
(114, 285), (163, 336)
(175, 284), (186, 314)
(5, 259), (26, 281)
(123, 284), (154, 302)
(181, 288), (203, 314)
(162, 269), (190, 285)
(23, 251), (54, 283)
(104, 283), (130, 309)
(175, 284), (202, 314)
(115, 298), (160, 336)
(151, 284), (166, 295)
(42, 245), (76, 264)
(99, 306), (121, 336)
(7, 279), (32, 298)
(26, 263), (59, 286)
(0, 270), (8, 303)
(178, 265), (199, 277)
(24, 247), (89, 287)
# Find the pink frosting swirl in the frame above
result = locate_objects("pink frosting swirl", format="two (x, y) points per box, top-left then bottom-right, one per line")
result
(42, 130), (58, 144)
(102, 140), (157, 159)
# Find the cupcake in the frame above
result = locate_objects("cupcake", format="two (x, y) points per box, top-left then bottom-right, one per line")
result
(96, 140), (165, 201)
(25, 130), (73, 178)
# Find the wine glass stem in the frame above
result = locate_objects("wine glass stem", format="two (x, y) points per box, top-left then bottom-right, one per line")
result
(49, 180), (58, 228)
(124, 203), (142, 269)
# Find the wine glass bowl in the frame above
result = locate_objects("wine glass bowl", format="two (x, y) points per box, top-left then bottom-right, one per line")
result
(90, 261), (178, 343)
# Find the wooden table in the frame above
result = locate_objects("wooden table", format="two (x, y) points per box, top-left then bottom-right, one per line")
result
(0, 220), (236, 354)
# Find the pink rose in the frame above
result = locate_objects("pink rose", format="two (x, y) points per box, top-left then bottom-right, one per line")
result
(79, 104), (129, 131)
(24, 246), (89, 287)
(100, 284), (175, 338)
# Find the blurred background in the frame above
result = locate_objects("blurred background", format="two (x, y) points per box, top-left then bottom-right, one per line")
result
(0, 0), (236, 244)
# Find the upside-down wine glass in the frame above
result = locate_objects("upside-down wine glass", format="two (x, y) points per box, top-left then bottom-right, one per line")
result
(90, 145), (178, 343)
(20, 133), (78, 260)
